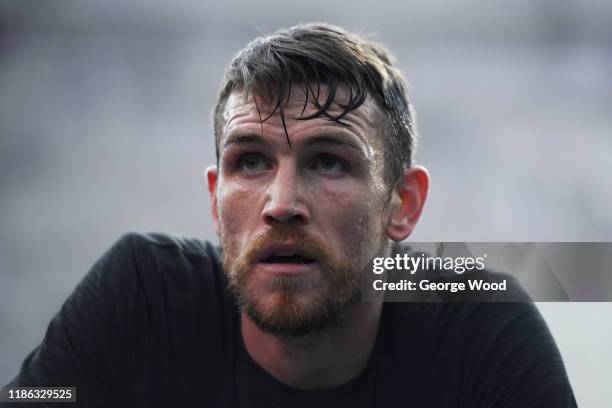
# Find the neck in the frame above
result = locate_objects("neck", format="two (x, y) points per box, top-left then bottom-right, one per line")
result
(241, 301), (383, 390)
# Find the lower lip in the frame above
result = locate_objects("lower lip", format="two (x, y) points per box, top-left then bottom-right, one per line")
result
(255, 261), (320, 276)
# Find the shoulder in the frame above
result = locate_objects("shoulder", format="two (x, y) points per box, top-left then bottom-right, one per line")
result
(384, 300), (542, 337)
(378, 243), (575, 405)
(75, 232), (226, 307)
(383, 243), (550, 364)
(102, 231), (225, 291)
(112, 231), (219, 259)
(107, 232), (221, 272)
(380, 301), (575, 406)
(65, 232), (231, 347)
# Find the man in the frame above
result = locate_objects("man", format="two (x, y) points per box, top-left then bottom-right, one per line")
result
(5, 23), (576, 407)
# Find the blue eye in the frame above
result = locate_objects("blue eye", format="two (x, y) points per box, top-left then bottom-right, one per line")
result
(312, 155), (345, 174)
(239, 153), (268, 172)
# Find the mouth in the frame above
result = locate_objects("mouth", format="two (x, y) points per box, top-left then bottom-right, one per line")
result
(255, 245), (319, 275)
(263, 254), (315, 264)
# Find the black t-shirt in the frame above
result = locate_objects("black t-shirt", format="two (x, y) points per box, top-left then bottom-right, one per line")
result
(6, 233), (577, 407)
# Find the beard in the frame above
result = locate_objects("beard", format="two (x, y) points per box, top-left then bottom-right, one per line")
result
(222, 225), (362, 339)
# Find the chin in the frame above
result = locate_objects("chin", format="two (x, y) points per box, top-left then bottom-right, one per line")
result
(240, 283), (358, 339)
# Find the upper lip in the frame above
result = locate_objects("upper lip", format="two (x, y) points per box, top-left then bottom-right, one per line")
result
(256, 243), (318, 263)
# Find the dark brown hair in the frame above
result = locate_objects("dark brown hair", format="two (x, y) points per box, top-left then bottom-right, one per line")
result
(213, 22), (417, 185)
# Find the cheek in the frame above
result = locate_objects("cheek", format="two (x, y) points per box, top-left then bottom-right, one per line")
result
(315, 183), (388, 259)
(217, 181), (261, 249)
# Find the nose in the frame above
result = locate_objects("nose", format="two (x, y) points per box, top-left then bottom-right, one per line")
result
(261, 163), (310, 225)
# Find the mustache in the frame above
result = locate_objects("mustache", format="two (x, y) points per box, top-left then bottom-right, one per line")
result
(243, 226), (334, 267)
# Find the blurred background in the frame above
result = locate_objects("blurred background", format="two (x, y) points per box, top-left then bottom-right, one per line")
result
(1, 0), (610, 405)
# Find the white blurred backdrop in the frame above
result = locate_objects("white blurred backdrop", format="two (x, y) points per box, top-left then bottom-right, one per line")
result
(1, 1), (611, 406)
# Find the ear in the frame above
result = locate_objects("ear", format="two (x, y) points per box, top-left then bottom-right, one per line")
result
(386, 165), (429, 242)
(206, 165), (220, 236)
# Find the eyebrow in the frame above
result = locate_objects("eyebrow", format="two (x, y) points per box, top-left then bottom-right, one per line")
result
(223, 132), (366, 155)
(302, 135), (364, 153)
(223, 134), (271, 148)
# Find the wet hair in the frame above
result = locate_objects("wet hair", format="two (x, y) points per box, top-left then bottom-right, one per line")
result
(212, 22), (418, 185)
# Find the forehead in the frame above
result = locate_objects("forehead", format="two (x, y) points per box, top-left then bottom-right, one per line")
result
(219, 85), (385, 151)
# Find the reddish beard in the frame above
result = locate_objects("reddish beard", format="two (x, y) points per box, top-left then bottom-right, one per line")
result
(223, 226), (361, 338)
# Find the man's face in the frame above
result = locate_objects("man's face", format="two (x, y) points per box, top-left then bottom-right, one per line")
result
(211, 87), (394, 337)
